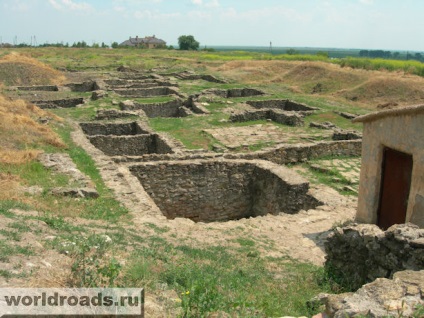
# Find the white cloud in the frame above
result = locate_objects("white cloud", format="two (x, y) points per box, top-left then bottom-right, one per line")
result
(48, 0), (92, 11)
(191, 0), (219, 8)
(205, 0), (219, 8)
(359, 0), (374, 4)
(133, 10), (181, 20)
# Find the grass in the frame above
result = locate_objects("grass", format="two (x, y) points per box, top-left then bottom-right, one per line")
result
(1, 47), (406, 316)
(123, 235), (333, 317)
(337, 57), (424, 77)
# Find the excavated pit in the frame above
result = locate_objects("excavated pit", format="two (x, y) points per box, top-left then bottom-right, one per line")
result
(207, 88), (265, 98)
(17, 85), (58, 91)
(32, 98), (84, 109)
(129, 159), (322, 222)
(246, 99), (318, 112)
(120, 99), (190, 118)
(80, 122), (174, 156)
(114, 86), (181, 98)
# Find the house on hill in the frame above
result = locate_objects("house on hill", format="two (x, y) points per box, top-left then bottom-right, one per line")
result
(119, 35), (166, 49)
(353, 104), (424, 229)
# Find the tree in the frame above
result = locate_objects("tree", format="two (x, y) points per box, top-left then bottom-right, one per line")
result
(111, 42), (119, 49)
(286, 48), (299, 55)
(178, 35), (199, 51)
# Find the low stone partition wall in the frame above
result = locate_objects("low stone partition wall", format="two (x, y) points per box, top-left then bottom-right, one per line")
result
(246, 99), (318, 111)
(230, 109), (304, 126)
(114, 86), (182, 98)
(120, 99), (189, 118)
(17, 85), (58, 91)
(33, 98), (84, 109)
(324, 223), (424, 290)
(79, 121), (150, 136)
(95, 109), (141, 120)
(112, 140), (362, 165)
(205, 88), (265, 98)
(64, 81), (99, 92)
(129, 159), (322, 222)
(88, 134), (173, 156)
(250, 140), (362, 164)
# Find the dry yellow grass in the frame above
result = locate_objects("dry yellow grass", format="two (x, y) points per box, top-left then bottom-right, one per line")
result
(212, 60), (424, 108)
(0, 52), (66, 86)
(0, 172), (21, 200)
(0, 94), (66, 164)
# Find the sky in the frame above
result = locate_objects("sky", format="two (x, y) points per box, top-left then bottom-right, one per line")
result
(0, 0), (423, 51)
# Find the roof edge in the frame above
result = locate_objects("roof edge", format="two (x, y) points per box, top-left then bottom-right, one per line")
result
(352, 104), (424, 123)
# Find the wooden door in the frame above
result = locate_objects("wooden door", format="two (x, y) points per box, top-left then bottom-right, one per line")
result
(377, 148), (413, 230)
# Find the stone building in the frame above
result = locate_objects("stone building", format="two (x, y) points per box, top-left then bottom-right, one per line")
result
(119, 35), (166, 48)
(353, 105), (424, 229)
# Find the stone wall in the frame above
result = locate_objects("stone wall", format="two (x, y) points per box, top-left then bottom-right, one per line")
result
(230, 109), (304, 126)
(33, 98), (84, 109)
(325, 223), (424, 290)
(205, 88), (265, 98)
(251, 140), (362, 164)
(79, 122), (149, 136)
(315, 270), (424, 317)
(114, 86), (181, 98)
(112, 140), (362, 166)
(64, 81), (99, 92)
(120, 99), (188, 118)
(17, 85), (58, 91)
(129, 159), (321, 222)
(246, 99), (317, 111)
(88, 134), (173, 156)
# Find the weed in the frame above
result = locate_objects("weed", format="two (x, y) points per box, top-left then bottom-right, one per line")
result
(0, 270), (13, 279)
(0, 229), (21, 241)
(145, 222), (170, 234)
(70, 234), (121, 287)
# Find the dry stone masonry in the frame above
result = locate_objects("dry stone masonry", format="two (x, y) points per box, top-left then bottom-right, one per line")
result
(230, 109), (305, 126)
(79, 121), (175, 156)
(325, 223), (424, 290)
(246, 99), (318, 112)
(129, 159), (322, 222)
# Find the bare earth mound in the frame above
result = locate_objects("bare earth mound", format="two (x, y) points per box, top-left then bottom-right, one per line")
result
(213, 60), (424, 108)
(0, 52), (66, 86)
(336, 76), (424, 107)
(0, 94), (65, 164)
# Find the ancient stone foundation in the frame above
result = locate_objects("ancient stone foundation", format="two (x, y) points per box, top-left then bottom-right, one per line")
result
(80, 122), (149, 136)
(33, 98), (84, 109)
(230, 109), (305, 126)
(129, 159), (322, 222)
(246, 99), (318, 112)
(79, 122), (174, 156)
(120, 98), (191, 118)
(114, 86), (181, 98)
(64, 81), (99, 92)
(206, 88), (265, 98)
(325, 223), (424, 290)
(17, 85), (58, 91)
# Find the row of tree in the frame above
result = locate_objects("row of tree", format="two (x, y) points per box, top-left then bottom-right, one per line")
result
(359, 50), (423, 62)
(1, 35), (201, 51)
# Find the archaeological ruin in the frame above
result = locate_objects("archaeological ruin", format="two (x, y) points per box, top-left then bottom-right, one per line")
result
(129, 159), (322, 222)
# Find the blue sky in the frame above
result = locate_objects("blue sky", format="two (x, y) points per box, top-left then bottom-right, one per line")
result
(0, 0), (422, 51)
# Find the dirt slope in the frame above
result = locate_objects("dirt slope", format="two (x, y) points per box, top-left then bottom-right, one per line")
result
(213, 60), (424, 108)
(0, 52), (66, 86)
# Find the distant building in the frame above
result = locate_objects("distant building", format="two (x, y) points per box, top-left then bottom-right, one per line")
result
(353, 104), (424, 229)
(119, 35), (166, 49)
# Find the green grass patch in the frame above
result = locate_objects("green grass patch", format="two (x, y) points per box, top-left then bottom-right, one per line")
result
(123, 239), (333, 317)
(0, 239), (34, 262)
